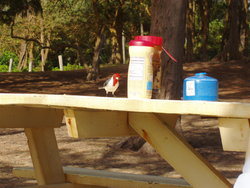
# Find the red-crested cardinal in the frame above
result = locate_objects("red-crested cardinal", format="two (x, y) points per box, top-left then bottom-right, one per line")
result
(99, 73), (120, 96)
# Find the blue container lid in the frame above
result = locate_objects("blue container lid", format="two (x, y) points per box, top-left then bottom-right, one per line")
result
(195, 72), (207, 76)
(185, 72), (218, 81)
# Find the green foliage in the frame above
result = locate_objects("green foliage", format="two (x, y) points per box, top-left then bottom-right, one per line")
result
(208, 19), (224, 57)
(0, 0), (42, 25)
(0, 0), (152, 71)
(0, 51), (18, 65)
(63, 64), (83, 71)
(189, 0), (235, 60)
(0, 0), (249, 71)
(51, 63), (83, 71)
(0, 65), (9, 72)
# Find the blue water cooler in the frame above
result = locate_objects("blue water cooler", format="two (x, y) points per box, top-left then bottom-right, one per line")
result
(183, 72), (218, 101)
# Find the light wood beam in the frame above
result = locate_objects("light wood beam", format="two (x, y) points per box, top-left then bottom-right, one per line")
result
(0, 106), (63, 128)
(218, 118), (250, 151)
(0, 94), (249, 118)
(25, 128), (65, 185)
(128, 112), (232, 188)
(64, 109), (136, 138)
(14, 167), (191, 188)
(21, 183), (97, 188)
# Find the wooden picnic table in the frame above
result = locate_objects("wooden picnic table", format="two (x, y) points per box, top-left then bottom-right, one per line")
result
(0, 93), (249, 188)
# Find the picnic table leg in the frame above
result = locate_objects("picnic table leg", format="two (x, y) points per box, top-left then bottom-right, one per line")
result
(25, 128), (65, 185)
(129, 112), (232, 188)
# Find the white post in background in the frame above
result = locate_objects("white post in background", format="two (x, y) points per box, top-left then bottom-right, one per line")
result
(122, 32), (126, 64)
(8, 58), (13, 72)
(58, 55), (64, 71)
(28, 61), (33, 72)
(140, 23), (144, 36)
(140, 12), (144, 36)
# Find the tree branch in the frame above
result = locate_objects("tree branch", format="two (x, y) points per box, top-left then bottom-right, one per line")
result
(10, 21), (50, 49)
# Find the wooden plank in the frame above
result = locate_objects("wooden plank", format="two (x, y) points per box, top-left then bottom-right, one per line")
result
(64, 109), (136, 138)
(14, 167), (191, 188)
(13, 166), (36, 179)
(0, 106), (63, 128)
(128, 112), (232, 188)
(218, 118), (250, 151)
(64, 109), (78, 138)
(65, 168), (190, 188)
(13, 168), (103, 187)
(25, 184), (102, 188)
(156, 114), (179, 128)
(25, 128), (65, 185)
(0, 94), (249, 118)
(21, 183), (94, 188)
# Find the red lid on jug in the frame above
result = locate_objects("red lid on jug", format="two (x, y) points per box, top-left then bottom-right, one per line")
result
(134, 36), (163, 46)
(129, 40), (154, 47)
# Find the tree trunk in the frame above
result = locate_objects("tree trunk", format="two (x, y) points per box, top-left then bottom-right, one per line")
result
(28, 41), (34, 68)
(151, 0), (187, 100)
(88, 26), (105, 81)
(186, 0), (195, 62)
(198, 0), (210, 61)
(76, 45), (88, 69)
(109, 8), (123, 65)
(116, 7), (123, 64)
(119, 0), (187, 152)
(18, 41), (28, 71)
(218, 0), (242, 61)
(109, 28), (120, 64)
(240, 0), (249, 56)
(41, 46), (49, 71)
(92, 26), (105, 77)
(40, 17), (50, 72)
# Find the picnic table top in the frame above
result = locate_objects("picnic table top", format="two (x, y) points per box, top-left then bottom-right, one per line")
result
(0, 93), (249, 118)
(1, 93), (248, 187)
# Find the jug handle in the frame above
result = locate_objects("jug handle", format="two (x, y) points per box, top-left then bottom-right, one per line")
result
(162, 46), (178, 63)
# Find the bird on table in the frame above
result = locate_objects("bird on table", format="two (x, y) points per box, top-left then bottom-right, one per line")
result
(99, 73), (120, 96)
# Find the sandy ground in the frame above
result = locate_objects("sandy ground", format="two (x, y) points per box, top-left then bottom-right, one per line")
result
(0, 61), (249, 187)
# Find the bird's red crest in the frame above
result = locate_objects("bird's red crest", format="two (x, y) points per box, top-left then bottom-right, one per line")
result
(112, 73), (120, 86)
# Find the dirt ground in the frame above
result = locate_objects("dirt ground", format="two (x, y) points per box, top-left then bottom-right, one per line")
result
(0, 61), (249, 187)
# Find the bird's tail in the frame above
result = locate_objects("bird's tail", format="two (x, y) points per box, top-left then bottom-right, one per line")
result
(98, 87), (104, 90)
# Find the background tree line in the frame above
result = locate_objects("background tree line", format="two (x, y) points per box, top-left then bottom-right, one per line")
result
(0, 0), (249, 77)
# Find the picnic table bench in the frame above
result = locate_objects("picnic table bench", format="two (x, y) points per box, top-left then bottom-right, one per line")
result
(0, 93), (249, 188)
